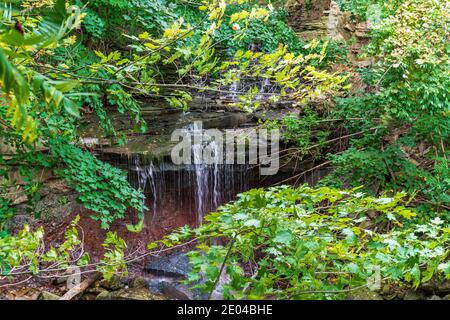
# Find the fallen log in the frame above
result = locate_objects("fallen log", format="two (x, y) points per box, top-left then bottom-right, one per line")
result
(59, 272), (101, 300)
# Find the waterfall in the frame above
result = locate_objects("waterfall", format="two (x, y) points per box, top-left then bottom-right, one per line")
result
(229, 81), (239, 101)
(145, 163), (159, 220)
(187, 122), (222, 223)
(128, 123), (250, 225)
(132, 158), (160, 221)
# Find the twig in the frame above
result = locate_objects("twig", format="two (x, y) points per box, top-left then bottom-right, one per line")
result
(208, 233), (237, 300)
(275, 160), (332, 186)
(59, 272), (101, 300)
(0, 276), (33, 289)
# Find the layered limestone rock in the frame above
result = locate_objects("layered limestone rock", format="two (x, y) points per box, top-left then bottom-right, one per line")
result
(285, 0), (359, 41)
(286, 0), (372, 69)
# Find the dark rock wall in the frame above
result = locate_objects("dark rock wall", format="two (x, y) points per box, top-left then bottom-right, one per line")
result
(285, 0), (356, 41)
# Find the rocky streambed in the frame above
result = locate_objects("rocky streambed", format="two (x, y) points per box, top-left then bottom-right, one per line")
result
(2, 97), (332, 300)
(16, 250), (450, 301)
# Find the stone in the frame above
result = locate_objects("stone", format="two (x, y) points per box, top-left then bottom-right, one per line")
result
(79, 293), (98, 301)
(37, 291), (61, 300)
(404, 290), (426, 300)
(145, 252), (192, 278)
(347, 288), (383, 300)
(160, 281), (195, 300)
(327, 1), (344, 40)
(420, 279), (450, 295)
(146, 263), (232, 300)
(429, 295), (442, 300)
(34, 193), (76, 223)
(6, 288), (39, 300)
(210, 271), (231, 300)
(286, 0), (355, 41)
(80, 137), (100, 148)
(84, 106), (251, 161)
(12, 195), (28, 205)
(147, 278), (202, 300)
(5, 212), (37, 232)
(85, 287), (108, 296)
(6, 177), (76, 231)
(131, 276), (149, 289)
(44, 179), (72, 193)
(147, 278), (170, 296)
(95, 288), (165, 300)
(286, 0), (331, 39)
(98, 276), (125, 291)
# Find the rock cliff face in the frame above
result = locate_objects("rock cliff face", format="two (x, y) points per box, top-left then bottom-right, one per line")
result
(285, 0), (359, 41)
(286, 0), (331, 40)
(286, 0), (372, 69)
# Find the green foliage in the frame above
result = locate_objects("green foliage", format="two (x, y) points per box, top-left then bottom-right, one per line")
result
(77, 0), (178, 42)
(1, 0), (447, 299)
(317, 0), (449, 209)
(324, 114), (449, 211)
(335, 0), (378, 20)
(337, 0), (449, 120)
(0, 215), (129, 281)
(214, 43), (348, 111)
(82, 8), (106, 39)
(0, 197), (15, 234)
(216, 7), (305, 55)
(2, 0), (328, 233)
(153, 185), (449, 299)
(97, 230), (128, 280)
(282, 109), (331, 159)
(0, 0), (82, 141)
(50, 138), (145, 229)
(0, 1), (148, 231)
(0, 216), (87, 276)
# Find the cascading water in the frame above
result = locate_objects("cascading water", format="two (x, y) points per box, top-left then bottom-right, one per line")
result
(257, 78), (271, 100)
(228, 80), (239, 101)
(133, 159), (160, 220)
(89, 100), (322, 241)
(129, 122), (250, 225)
(227, 77), (274, 102)
(188, 122), (223, 223)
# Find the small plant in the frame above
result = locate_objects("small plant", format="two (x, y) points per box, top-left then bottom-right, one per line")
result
(0, 215), (130, 282)
(50, 138), (146, 229)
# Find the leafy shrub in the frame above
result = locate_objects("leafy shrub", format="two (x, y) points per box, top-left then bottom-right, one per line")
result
(335, 0), (377, 20)
(0, 216), (129, 280)
(216, 7), (305, 55)
(77, 0), (178, 43)
(317, 0), (449, 210)
(50, 138), (145, 229)
(82, 8), (106, 39)
(152, 185), (450, 299)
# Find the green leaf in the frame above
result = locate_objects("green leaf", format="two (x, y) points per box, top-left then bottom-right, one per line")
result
(126, 219), (145, 233)
(243, 219), (260, 228)
(62, 98), (80, 117)
(274, 230), (293, 245)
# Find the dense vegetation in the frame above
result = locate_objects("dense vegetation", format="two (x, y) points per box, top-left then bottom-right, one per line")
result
(0, 0), (448, 299)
